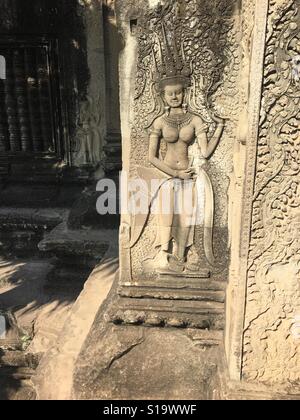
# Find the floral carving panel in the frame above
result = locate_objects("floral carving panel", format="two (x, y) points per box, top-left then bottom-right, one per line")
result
(243, 0), (300, 385)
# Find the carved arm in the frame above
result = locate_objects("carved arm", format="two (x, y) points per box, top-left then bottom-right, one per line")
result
(196, 119), (225, 159)
(148, 132), (178, 177)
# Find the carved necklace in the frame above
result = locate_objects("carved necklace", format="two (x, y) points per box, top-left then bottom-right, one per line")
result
(162, 112), (192, 130)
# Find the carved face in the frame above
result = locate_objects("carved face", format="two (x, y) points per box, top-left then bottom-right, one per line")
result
(163, 83), (184, 108)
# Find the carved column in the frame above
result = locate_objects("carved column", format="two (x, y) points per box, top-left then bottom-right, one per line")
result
(103, 0), (122, 171)
(14, 49), (31, 152)
(0, 60), (9, 152)
(24, 47), (42, 153)
(36, 46), (53, 153)
(6, 50), (21, 152)
(0, 42), (59, 156)
(227, 0), (300, 387)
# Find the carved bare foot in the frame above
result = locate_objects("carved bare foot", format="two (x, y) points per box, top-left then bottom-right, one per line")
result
(143, 250), (169, 271)
(167, 255), (186, 273)
(185, 261), (200, 273)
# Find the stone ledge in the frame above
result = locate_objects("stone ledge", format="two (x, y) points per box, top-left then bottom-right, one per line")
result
(0, 208), (68, 231)
(118, 285), (225, 302)
(38, 223), (116, 261)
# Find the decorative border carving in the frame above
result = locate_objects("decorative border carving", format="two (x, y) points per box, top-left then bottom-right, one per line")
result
(242, 0), (300, 384)
(227, 0), (270, 381)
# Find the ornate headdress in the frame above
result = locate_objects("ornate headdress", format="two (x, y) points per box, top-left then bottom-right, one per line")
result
(152, 22), (191, 92)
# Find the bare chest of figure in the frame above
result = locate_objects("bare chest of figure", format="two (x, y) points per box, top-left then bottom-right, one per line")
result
(162, 124), (195, 145)
(161, 123), (195, 170)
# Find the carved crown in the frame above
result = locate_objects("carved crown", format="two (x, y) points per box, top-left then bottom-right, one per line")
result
(153, 22), (191, 91)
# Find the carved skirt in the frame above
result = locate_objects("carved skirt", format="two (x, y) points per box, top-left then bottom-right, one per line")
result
(130, 166), (215, 264)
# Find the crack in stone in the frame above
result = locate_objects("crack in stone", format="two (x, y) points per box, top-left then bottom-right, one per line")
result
(106, 337), (145, 371)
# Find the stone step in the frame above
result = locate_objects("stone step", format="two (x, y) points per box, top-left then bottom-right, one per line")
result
(0, 230), (44, 258)
(0, 207), (68, 257)
(118, 285), (225, 303)
(38, 222), (115, 262)
(0, 158), (92, 208)
(116, 297), (224, 313)
(0, 207), (68, 231)
(120, 278), (226, 290)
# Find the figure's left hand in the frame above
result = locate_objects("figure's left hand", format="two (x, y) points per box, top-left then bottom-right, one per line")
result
(189, 167), (199, 179)
(177, 168), (195, 180)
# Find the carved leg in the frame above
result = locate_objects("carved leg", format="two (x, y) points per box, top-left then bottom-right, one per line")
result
(175, 243), (185, 260)
(173, 226), (192, 259)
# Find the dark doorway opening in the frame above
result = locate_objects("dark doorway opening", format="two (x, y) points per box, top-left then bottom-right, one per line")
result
(0, 37), (63, 161)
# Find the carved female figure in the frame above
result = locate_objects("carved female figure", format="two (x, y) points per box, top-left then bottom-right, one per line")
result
(143, 74), (224, 273)
(75, 96), (102, 166)
(128, 28), (225, 275)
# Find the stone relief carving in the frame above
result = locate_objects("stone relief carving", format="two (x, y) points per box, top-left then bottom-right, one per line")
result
(130, 25), (225, 276)
(243, 0), (300, 385)
(73, 1), (106, 168)
(227, 0), (255, 258)
(123, 0), (239, 282)
(74, 96), (104, 166)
